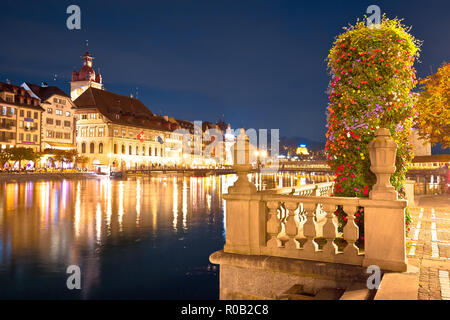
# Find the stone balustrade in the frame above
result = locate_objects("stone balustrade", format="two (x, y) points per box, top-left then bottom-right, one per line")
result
(268, 181), (334, 196)
(217, 128), (409, 272)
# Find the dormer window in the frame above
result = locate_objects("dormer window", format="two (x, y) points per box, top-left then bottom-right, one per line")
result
(115, 114), (120, 119)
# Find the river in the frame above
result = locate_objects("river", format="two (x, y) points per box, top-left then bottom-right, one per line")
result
(0, 172), (322, 299)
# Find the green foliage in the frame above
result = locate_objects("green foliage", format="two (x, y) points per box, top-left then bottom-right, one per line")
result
(9, 147), (38, 162)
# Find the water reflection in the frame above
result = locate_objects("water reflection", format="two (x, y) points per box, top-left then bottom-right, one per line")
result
(0, 172), (329, 299)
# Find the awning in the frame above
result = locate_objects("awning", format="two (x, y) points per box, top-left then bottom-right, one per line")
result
(44, 142), (76, 149)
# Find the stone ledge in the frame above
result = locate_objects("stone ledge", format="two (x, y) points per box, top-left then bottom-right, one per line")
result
(210, 250), (370, 283)
(375, 265), (419, 300)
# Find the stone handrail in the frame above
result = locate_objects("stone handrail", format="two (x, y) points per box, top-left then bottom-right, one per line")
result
(266, 181), (334, 196)
(220, 128), (408, 272)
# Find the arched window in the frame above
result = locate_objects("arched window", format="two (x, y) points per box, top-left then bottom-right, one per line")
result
(81, 143), (86, 154)
(136, 146), (139, 155)
(155, 148), (158, 156)
(129, 145), (132, 155)
(142, 146), (145, 156)
(122, 145), (125, 154)
(114, 144), (117, 154)
(90, 142), (95, 153)
(161, 148), (164, 157)
(149, 147), (152, 156)
(99, 143), (103, 154)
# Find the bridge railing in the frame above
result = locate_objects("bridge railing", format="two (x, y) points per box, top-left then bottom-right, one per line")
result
(222, 128), (408, 272)
(264, 181), (334, 196)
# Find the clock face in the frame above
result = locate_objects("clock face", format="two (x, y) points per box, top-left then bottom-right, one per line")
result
(72, 85), (86, 99)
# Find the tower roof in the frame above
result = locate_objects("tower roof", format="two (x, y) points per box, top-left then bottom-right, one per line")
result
(72, 51), (102, 83)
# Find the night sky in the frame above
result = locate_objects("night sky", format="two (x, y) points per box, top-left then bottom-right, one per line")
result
(0, 0), (448, 142)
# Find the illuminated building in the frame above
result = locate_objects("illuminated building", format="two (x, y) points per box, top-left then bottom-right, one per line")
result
(21, 82), (76, 151)
(0, 81), (44, 152)
(73, 87), (184, 172)
(296, 144), (309, 156)
(70, 51), (104, 100)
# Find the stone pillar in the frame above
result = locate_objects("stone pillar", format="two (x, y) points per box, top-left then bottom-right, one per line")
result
(223, 129), (265, 255)
(368, 128), (397, 200)
(363, 128), (407, 272)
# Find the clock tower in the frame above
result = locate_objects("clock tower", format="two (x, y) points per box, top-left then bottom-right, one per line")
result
(70, 51), (104, 100)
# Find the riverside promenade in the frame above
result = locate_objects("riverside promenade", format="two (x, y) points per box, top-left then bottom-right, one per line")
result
(0, 172), (103, 182)
(407, 194), (450, 300)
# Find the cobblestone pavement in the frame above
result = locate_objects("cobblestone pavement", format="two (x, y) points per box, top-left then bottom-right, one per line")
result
(407, 203), (450, 300)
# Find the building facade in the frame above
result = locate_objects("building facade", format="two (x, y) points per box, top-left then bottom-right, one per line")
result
(22, 83), (76, 151)
(0, 82), (43, 152)
(73, 87), (184, 172)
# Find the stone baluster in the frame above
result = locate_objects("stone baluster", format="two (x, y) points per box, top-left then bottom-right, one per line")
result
(322, 203), (338, 255)
(302, 202), (318, 252)
(266, 201), (282, 248)
(284, 201), (299, 249)
(343, 205), (359, 256)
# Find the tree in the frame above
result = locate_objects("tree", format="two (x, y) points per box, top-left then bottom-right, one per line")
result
(50, 149), (79, 170)
(9, 147), (38, 169)
(0, 148), (12, 168)
(325, 17), (420, 236)
(75, 154), (88, 169)
(414, 62), (450, 148)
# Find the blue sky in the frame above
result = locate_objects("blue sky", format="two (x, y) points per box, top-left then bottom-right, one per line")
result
(0, 0), (448, 140)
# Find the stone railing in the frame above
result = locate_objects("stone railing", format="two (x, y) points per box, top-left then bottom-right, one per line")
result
(267, 181), (334, 196)
(221, 128), (408, 272)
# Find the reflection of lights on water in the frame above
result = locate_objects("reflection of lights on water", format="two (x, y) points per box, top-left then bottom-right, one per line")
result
(96, 202), (102, 243)
(74, 181), (81, 237)
(172, 177), (178, 231)
(118, 181), (124, 232)
(61, 180), (68, 211)
(25, 181), (34, 208)
(206, 194), (211, 211)
(182, 178), (187, 230)
(136, 179), (141, 226)
(106, 180), (112, 232)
